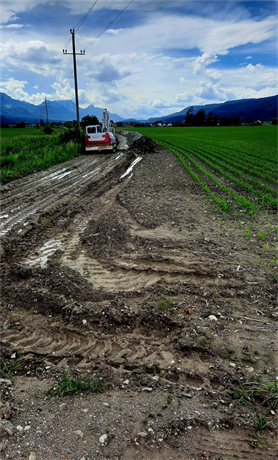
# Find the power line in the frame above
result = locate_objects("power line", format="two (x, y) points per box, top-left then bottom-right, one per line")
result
(74, 0), (99, 32)
(85, 0), (134, 51)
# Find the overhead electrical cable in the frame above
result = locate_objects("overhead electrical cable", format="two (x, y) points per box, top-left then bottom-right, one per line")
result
(85, 0), (134, 51)
(74, 0), (99, 32)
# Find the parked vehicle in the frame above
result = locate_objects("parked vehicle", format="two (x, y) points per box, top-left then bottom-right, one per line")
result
(85, 108), (116, 152)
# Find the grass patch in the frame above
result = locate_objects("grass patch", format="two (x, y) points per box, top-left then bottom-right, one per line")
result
(157, 296), (173, 311)
(1, 360), (19, 380)
(0, 127), (84, 183)
(248, 432), (269, 449)
(46, 370), (105, 398)
(229, 372), (278, 409)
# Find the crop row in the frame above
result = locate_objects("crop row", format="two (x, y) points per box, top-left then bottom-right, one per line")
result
(163, 138), (277, 199)
(156, 139), (259, 216)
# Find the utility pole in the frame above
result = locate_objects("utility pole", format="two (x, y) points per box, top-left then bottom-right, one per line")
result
(45, 96), (49, 123)
(63, 29), (85, 126)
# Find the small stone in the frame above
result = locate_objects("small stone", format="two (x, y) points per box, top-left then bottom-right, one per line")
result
(187, 426), (192, 430)
(148, 428), (154, 433)
(270, 410), (275, 415)
(29, 453), (37, 460)
(142, 387), (153, 392)
(99, 434), (107, 443)
(138, 432), (147, 437)
(0, 379), (12, 386)
(45, 366), (51, 370)
(82, 319), (87, 325)
(71, 430), (84, 438)
(152, 375), (159, 381)
(11, 353), (16, 359)
(0, 420), (14, 437)
(24, 426), (31, 431)
(181, 392), (192, 398)
(16, 425), (24, 432)
(229, 363), (236, 368)
(123, 379), (129, 385)
(81, 409), (88, 413)
(208, 315), (217, 321)
(103, 403), (109, 406)
(246, 367), (254, 372)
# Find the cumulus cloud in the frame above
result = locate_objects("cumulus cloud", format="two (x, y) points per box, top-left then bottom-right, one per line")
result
(2, 39), (61, 76)
(193, 53), (218, 74)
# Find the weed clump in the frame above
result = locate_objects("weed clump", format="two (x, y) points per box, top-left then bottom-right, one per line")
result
(229, 372), (278, 409)
(1, 360), (19, 380)
(157, 296), (173, 311)
(46, 370), (105, 398)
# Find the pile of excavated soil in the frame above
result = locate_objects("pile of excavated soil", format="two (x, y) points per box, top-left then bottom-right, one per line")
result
(0, 135), (277, 459)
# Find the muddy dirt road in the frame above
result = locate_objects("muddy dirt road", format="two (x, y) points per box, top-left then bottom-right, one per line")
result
(1, 132), (277, 459)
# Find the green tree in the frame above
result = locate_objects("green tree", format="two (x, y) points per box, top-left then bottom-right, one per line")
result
(16, 121), (26, 128)
(80, 114), (100, 128)
(40, 119), (45, 126)
(233, 116), (241, 126)
(184, 106), (194, 125)
(195, 109), (205, 126)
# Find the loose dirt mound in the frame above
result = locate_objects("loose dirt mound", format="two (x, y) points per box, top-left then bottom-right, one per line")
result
(0, 138), (277, 459)
(118, 130), (158, 153)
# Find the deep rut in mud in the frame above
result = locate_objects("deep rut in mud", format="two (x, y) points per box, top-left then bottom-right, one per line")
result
(0, 133), (277, 459)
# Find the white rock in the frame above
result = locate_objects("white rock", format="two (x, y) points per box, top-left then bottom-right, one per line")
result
(152, 375), (159, 381)
(24, 426), (31, 431)
(148, 428), (154, 433)
(16, 425), (23, 432)
(71, 430), (84, 438)
(229, 363), (236, 368)
(99, 434), (107, 443)
(188, 426), (192, 430)
(11, 353), (16, 359)
(29, 453), (37, 460)
(123, 379), (129, 385)
(246, 367), (254, 372)
(138, 432), (147, 437)
(142, 387), (153, 392)
(82, 319), (87, 325)
(208, 315), (217, 321)
(270, 410), (275, 415)
(103, 403), (109, 406)
(81, 409), (88, 413)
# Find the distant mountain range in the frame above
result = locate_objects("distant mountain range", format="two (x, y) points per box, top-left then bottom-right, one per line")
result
(0, 92), (124, 124)
(122, 95), (278, 124)
(0, 92), (277, 125)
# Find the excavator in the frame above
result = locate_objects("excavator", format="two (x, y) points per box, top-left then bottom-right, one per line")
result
(85, 108), (116, 152)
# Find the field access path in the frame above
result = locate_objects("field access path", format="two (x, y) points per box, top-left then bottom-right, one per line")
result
(1, 132), (277, 460)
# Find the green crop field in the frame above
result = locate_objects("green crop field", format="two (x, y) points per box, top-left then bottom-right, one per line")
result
(121, 126), (277, 217)
(0, 126), (82, 183)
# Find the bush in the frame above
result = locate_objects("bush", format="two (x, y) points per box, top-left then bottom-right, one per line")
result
(43, 124), (54, 134)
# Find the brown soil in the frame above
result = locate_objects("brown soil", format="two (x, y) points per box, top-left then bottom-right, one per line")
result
(0, 132), (277, 460)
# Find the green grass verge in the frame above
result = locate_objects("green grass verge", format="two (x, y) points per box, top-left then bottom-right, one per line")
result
(0, 127), (84, 183)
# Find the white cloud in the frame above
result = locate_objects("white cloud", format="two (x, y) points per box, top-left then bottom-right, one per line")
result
(245, 56), (253, 59)
(0, 78), (28, 92)
(193, 53), (219, 75)
(0, 24), (24, 29)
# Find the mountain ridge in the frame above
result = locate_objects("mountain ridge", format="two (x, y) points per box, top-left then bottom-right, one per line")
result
(0, 92), (124, 124)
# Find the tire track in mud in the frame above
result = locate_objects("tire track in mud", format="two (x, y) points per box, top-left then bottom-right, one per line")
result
(0, 151), (129, 237)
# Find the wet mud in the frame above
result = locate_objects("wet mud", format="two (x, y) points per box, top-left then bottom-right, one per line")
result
(0, 132), (277, 459)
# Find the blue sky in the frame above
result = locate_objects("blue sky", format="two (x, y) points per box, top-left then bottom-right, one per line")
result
(0, 0), (277, 119)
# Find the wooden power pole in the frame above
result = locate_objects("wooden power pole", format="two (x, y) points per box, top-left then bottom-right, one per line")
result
(45, 97), (49, 123)
(63, 29), (85, 126)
